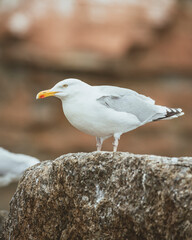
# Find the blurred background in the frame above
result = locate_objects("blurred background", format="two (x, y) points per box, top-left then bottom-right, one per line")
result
(0, 0), (192, 209)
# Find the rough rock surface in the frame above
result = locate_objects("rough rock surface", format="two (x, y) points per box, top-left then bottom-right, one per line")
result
(0, 210), (8, 240)
(3, 152), (192, 240)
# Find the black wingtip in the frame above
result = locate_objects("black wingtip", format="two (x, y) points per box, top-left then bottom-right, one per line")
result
(153, 108), (184, 122)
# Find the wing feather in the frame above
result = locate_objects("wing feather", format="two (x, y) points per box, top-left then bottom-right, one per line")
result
(96, 85), (155, 105)
(96, 86), (158, 123)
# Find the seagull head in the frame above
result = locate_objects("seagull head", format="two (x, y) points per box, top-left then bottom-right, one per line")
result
(36, 78), (90, 100)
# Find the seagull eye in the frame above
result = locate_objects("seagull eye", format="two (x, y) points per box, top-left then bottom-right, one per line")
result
(63, 84), (68, 88)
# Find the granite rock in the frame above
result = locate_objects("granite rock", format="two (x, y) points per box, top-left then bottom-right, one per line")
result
(3, 152), (192, 239)
(0, 210), (8, 240)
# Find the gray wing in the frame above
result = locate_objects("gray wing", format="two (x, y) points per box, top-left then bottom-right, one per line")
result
(97, 93), (158, 123)
(96, 85), (155, 105)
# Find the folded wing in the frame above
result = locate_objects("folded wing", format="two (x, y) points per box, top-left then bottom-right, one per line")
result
(97, 93), (159, 123)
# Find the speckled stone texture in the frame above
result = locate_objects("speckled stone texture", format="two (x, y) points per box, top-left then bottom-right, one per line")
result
(3, 152), (192, 240)
(0, 210), (8, 240)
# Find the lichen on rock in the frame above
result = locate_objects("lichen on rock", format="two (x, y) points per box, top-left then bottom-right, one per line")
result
(3, 152), (192, 240)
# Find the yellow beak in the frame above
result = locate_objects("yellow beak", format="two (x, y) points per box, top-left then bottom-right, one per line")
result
(36, 89), (58, 99)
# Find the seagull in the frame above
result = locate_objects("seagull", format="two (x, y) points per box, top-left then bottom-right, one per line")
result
(36, 78), (184, 152)
(0, 147), (40, 187)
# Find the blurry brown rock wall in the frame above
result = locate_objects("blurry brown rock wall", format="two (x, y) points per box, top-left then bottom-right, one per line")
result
(0, 0), (191, 72)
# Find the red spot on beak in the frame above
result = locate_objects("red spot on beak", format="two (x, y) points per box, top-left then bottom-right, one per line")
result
(40, 94), (45, 98)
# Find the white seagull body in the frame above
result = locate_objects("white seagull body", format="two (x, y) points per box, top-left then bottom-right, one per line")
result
(0, 147), (40, 187)
(36, 78), (184, 151)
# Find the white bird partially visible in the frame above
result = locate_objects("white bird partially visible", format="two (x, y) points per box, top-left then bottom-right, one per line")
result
(0, 147), (40, 187)
(36, 78), (184, 152)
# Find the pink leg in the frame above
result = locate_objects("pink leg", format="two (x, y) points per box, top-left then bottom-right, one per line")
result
(113, 134), (121, 152)
(96, 137), (104, 151)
